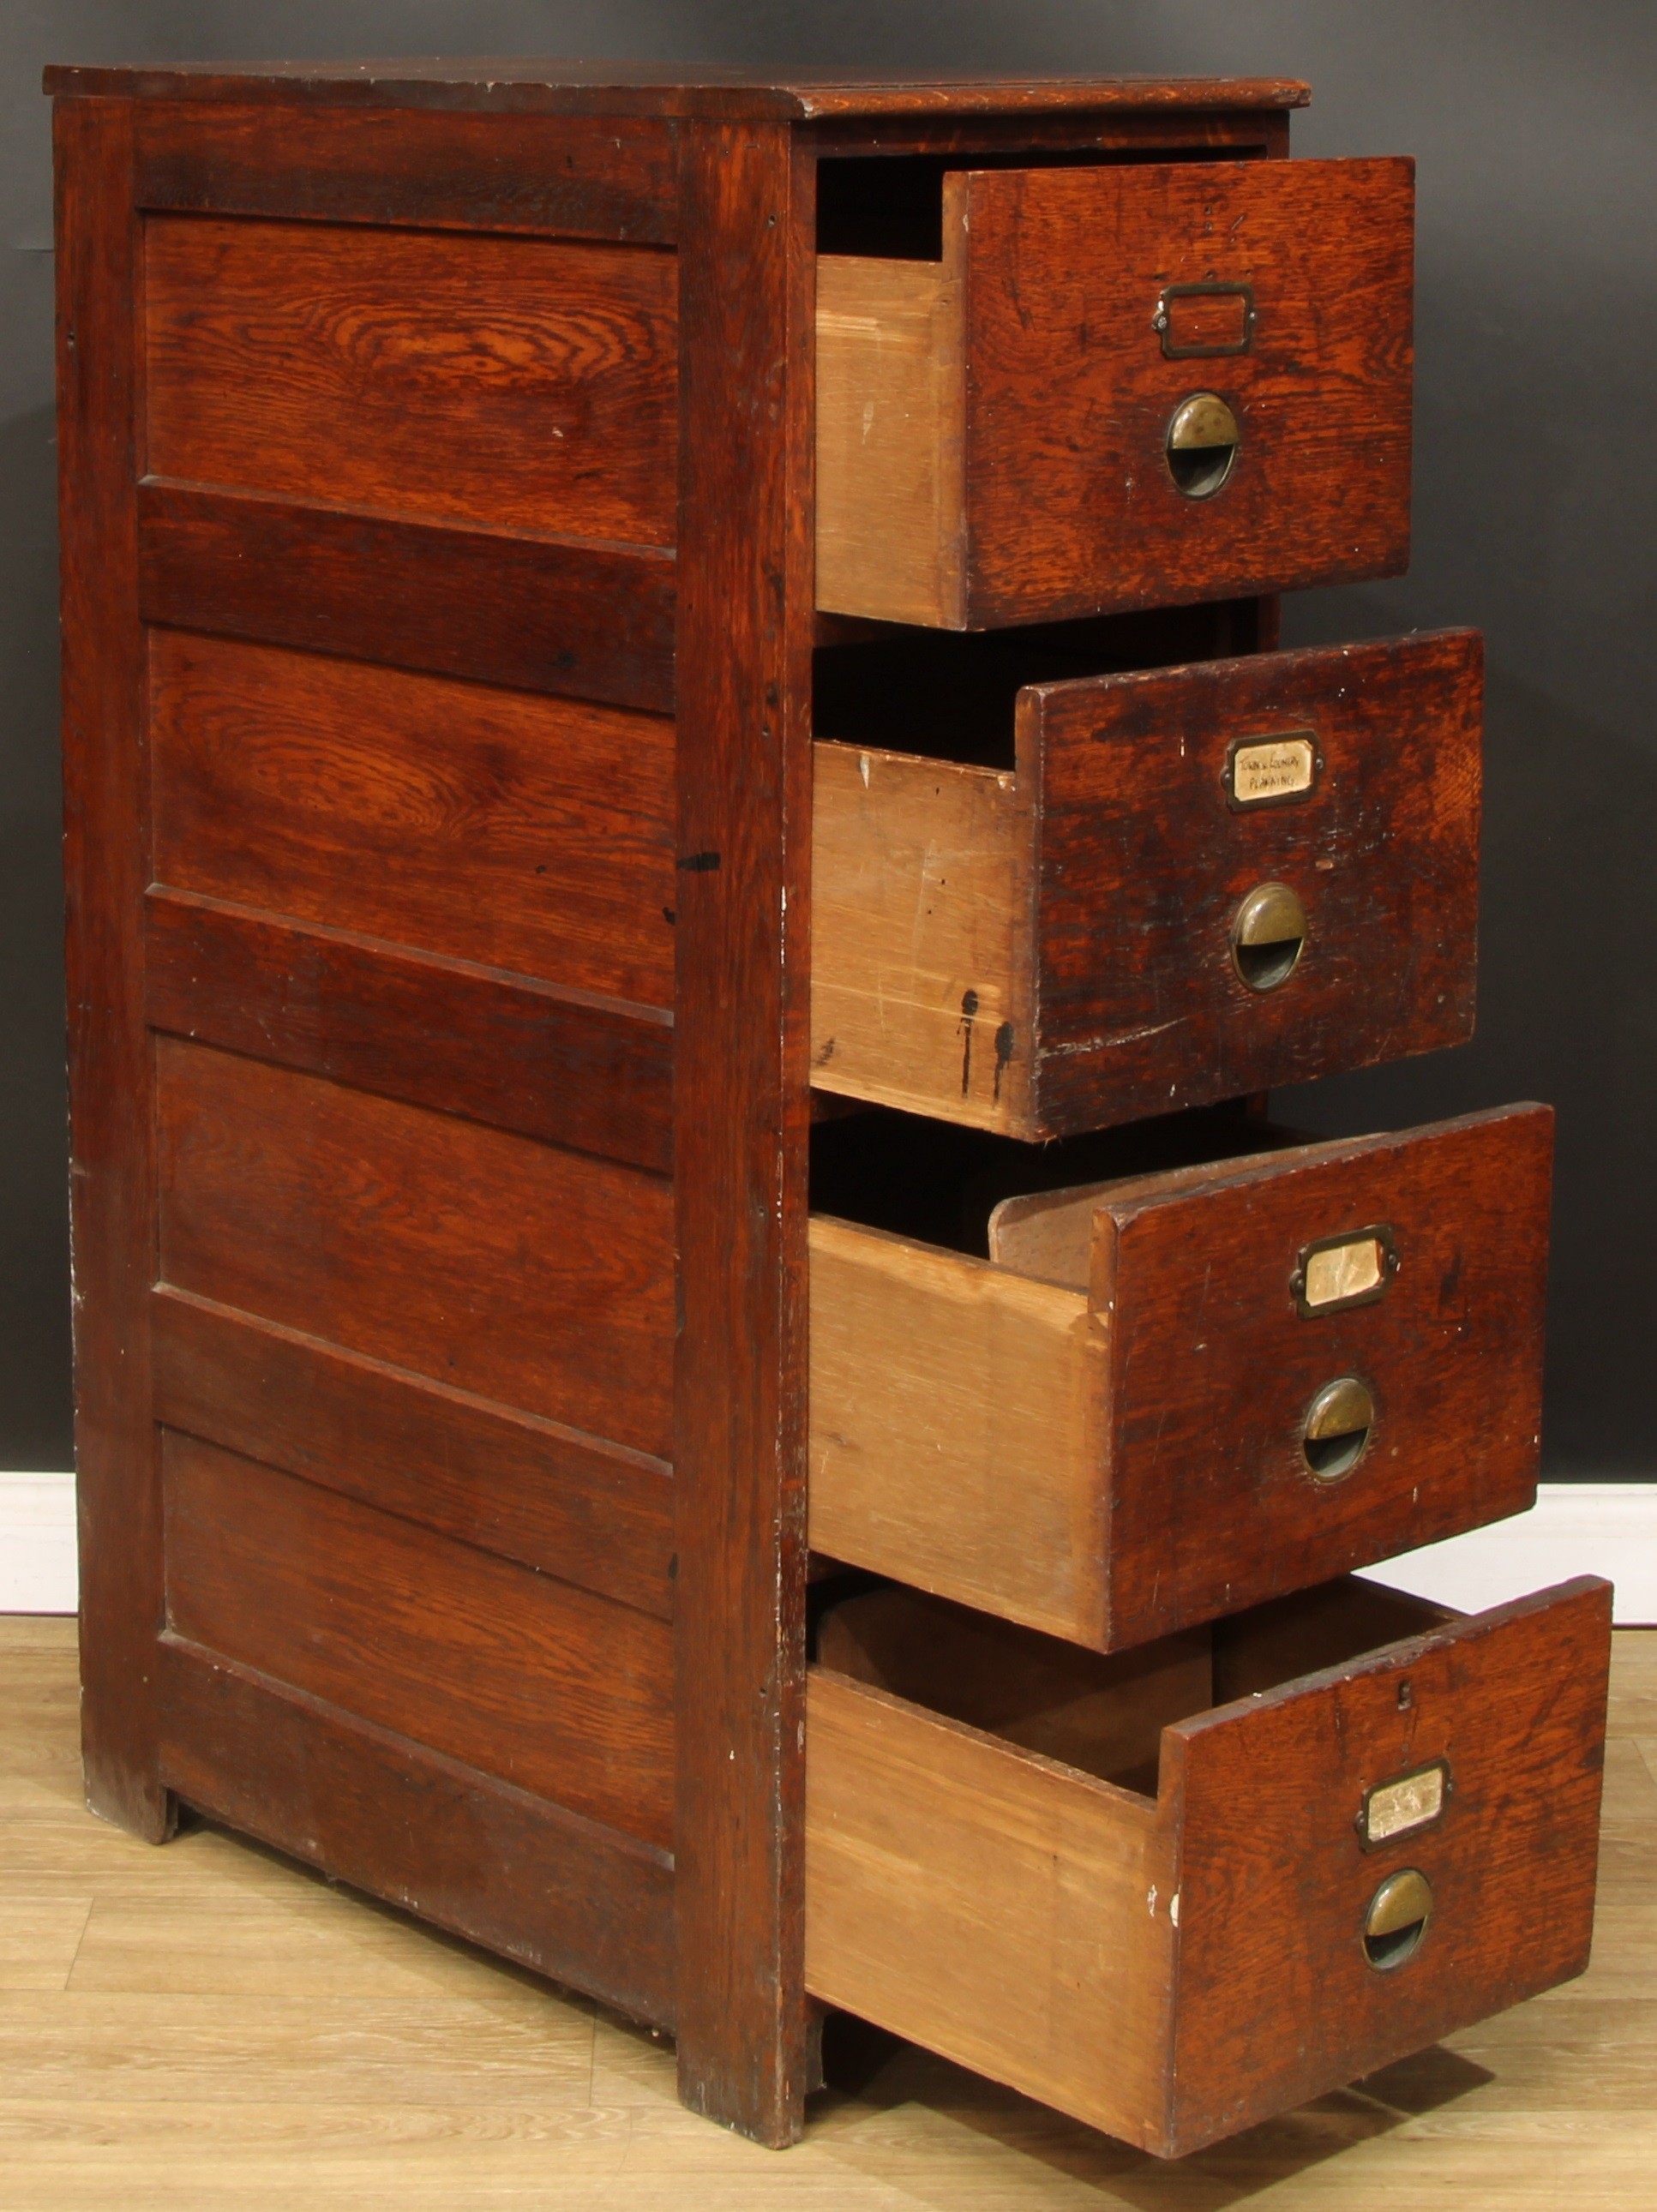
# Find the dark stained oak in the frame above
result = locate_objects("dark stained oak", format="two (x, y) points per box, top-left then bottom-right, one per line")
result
(961, 157), (1414, 625)
(47, 62), (1311, 119)
(155, 1037), (675, 1458)
(137, 482), (677, 715)
(159, 1636), (677, 2028)
(1030, 629), (1482, 1132)
(153, 1287), (674, 1619)
(669, 121), (815, 2146)
(150, 629), (675, 1008)
(135, 102), (678, 241)
(1168, 1577), (1612, 2150)
(55, 96), (173, 1843)
(145, 214), (678, 546)
(145, 890), (674, 1173)
(162, 1431), (675, 1848)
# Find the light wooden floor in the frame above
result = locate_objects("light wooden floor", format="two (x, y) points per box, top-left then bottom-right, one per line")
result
(3, 1617), (1654, 2209)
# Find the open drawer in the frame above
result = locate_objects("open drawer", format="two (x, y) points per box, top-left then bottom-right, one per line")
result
(806, 1574), (1612, 2156)
(816, 156), (1414, 628)
(809, 1102), (1552, 1650)
(812, 626), (1481, 1139)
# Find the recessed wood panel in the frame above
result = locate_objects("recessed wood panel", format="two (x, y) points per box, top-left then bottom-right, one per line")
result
(135, 103), (679, 243)
(145, 890), (675, 1172)
(155, 1037), (673, 1458)
(161, 1430), (675, 1847)
(144, 214), (678, 544)
(151, 631), (675, 1005)
(138, 483), (678, 714)
(159, 1635), (676, 2026)
(153, 1287), (674, 1618)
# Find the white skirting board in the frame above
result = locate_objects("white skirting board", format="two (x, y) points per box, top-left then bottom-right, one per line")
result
(1, 1472), (79, 1614)
(1, 1472), (1654, 1622)
(1360, 1484), (1657, 1626)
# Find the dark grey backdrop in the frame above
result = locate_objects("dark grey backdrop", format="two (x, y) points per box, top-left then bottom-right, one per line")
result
(3, 3), (1653, 1475)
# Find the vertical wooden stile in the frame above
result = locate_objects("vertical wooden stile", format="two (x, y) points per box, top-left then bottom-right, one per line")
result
(670, 114), (815, 2144)
(55, 96), (171, 1842)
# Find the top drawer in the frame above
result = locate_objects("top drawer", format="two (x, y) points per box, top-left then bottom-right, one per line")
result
(817, 157), (1414, 628)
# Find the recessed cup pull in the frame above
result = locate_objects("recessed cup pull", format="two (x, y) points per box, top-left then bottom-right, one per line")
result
(1303, 1375), (1375, 1482)
(1363, 1867), (1433, 1970)
(1166, 392), (1240, 499)
(1231, 880), (1307, 992)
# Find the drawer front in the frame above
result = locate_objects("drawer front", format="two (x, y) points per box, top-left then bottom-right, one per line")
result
(810, 1106), (1551, 1650)
(1166, 1576), (1612, 2149)
(963, 157), (1414, 626)
(1027, 629), (1481, 1134)
(810, 628), (1482, 1140)
(805, 1577), (1611, 2157)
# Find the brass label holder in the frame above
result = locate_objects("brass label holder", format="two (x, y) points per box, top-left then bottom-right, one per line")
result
(1292, 1225), (1400, 1318)
(1155, 280), (1257, 358)
(1226, 728), (1323, 811)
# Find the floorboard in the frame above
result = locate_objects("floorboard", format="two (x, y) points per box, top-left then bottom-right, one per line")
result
(2, 1616), (1653, 2207)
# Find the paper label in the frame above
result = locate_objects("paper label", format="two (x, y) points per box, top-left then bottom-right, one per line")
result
(1365, 1764), (1447, 1845)
(1230, 735), (1317, 806)
(1304, 1236), (1384, 1310)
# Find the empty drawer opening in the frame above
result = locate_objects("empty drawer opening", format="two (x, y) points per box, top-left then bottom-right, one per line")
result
(817, 148), (1274, 261)
(813, 602), (1264, 769)
(809, 1099), (1292, 1259)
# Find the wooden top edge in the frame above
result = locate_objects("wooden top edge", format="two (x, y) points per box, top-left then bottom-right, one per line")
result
(41, 58), (1312, 118)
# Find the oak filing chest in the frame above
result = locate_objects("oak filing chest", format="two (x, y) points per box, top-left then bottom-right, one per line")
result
(49, 59), (1612, 2157)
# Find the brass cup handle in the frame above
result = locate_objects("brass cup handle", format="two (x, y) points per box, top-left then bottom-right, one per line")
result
(1303, 1375), (1375, 1483)
(1231, 881), (1308, 992)
(1166, 391), (1240, 499)
(1364, 1867), (1433, 1970)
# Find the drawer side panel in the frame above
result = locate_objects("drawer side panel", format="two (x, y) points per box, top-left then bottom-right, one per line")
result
(805, 1669), (1174, 2148)
(807, 1218), (1104, 1643)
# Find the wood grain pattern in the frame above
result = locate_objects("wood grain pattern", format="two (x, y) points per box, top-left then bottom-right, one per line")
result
(814, 255), (964, 626)
(53, 97), (172, 1843)
(812, 1106), (1552, 1650)
(155, 1037), (674, 1458)
(150, 629), (675, 1007)
(162, 1432), (675, 1848)
(152, 1286), (674, 1619)
(145, 890), (675, 1173)
(158, 1637), (676, 2027)
(808, 1214), (1102, 1643)
(816, 157), (1413, 627)
(812, 630), (1481, 1138)
(1165, 1576), (1612, 2152)
(810, 740), (1027, 1128)
(806, 1670), (1174, 2143)
(137, 481), (676, 715)
(135, 103), (678, 242)
(669, 121), (814, 2146)
(1029, 631), (1481, 1132)
(145, 215), (677, 545)
(807, 1575), (1612, 2158)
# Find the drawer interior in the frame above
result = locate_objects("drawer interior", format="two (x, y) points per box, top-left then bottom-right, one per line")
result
(813, 600), (1262, 769)
(813, 1574), (1457, 1798)
(810, 1097), (1295, 1258)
